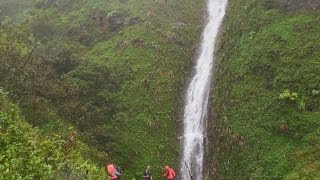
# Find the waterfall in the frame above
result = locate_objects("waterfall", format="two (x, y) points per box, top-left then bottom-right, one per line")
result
(180, 0), (228, 179)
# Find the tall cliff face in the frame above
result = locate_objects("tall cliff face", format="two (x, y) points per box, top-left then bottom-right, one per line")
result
(207, 0), (320, 179)
(0, 0), (205, 178)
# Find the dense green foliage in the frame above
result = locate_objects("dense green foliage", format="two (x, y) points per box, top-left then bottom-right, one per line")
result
(0, 90), (106, 179)
(209, 0), (320, 179)
(0, 0), (204, 178)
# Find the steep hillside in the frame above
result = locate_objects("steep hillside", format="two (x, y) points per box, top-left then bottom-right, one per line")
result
(208, 0), (320, 179)
(0, 0), (204, 178)
(0, 90), (106, 179)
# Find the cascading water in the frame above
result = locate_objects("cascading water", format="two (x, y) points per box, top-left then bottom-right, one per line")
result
(180, 0), (228, 179)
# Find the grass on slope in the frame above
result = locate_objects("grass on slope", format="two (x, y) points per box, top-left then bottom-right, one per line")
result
(208, 0), (320, 179)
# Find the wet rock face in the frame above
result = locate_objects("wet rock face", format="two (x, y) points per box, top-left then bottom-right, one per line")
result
(266, 0), (320, 12)
(108, 14), (140, 32)
(108, 14), (127, 32)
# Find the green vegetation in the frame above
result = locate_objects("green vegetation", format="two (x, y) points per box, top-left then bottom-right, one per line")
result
(209, 0), (320, 179)
(3, 0), (319, 179)
(0, 0), (204, 178)
(0, 90), (106, 179)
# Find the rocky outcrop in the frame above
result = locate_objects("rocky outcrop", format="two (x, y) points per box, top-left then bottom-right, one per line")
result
(108, 14), (140, 32)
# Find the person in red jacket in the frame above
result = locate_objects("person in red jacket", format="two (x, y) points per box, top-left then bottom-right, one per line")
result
(162, 165), (176, 180)
(105, 163), (122, 180)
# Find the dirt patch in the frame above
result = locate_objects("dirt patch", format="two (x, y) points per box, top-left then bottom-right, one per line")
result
(266, 0), (320, 12)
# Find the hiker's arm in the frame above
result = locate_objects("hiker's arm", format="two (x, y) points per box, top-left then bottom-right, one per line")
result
(162, 171), (167, 177)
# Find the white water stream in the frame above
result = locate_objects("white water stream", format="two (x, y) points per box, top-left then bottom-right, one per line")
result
(180, 0), (228, 179)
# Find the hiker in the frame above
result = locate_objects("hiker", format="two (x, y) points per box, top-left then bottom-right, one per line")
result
(162, 165), (176, 180)
(105, 163), (122, 180)
(143, 165), (153, 180)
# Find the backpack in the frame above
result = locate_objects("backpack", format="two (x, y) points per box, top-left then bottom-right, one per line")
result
(143, 170), (152, 179)
(114, 165), (122, 177)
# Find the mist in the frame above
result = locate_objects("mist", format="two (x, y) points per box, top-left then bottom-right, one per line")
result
(0, 0), (34, 21)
